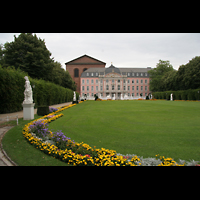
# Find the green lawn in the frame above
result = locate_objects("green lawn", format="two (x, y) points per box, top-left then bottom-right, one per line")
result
(2, 115), (69, 166)
(48, 100), (200, 162)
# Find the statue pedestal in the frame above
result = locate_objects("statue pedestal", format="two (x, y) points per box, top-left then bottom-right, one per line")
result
(22, 103), (35, 120)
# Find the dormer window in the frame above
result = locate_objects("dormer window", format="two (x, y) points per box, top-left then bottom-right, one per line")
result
(87, 73), (89, 76)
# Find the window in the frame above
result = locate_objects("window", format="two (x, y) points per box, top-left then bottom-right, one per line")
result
(128, 86), (130, 91)
(141, 73), (143, 76)
(96, 86), (98, 91)
(145, 73), (147, 76)
(141, 80), (143, 84)
(124, 86), (126, 90)
(132, 93), (134, 97)
(128, 73), (130, 76)
(118, 85), (120, 90)
(87, 79), (89, 84)
(112, 85), (114, 90)
(82, 86), (84, 91)
(112, 79), (114, 83)
(128, 80), (130, 84)
(91, 73), (93, 76)
(118, 79), (120, 83)
(96, 72), (98, 76)
(132, 86), (134, 90)
(123, 79), (125, 83)
(145, 86), (147, 91)
(92, 93), (94, 97)
(96, 79), (98, 84)
(87, 73), (89, 76)
(101, 86), (103, 91)
(145, 79), (147, 84)
(137, 86), (139, 90)
(136, 79), (139, 84)
(101, 79), (103, 84)
(82, 79), (84, 84)
(132, 79), (134, 84)
(106, 79), (108, 83)
(74, 68), (79, 77)
(136, 73), (139, 76)
(141, 86), (143, 91)
(106, 85), (109, 90)
(91, 79), (94, 84)
(87, 86), (89, 91)
(91, 86), (94, 91)
(132, 73), (135, 76)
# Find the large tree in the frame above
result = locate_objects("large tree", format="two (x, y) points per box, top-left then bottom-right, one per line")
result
(3, 33), (54, 81)
(175, 56), (200, 90)
(148, 60), (174, 92)
(50, 61), (76, 90)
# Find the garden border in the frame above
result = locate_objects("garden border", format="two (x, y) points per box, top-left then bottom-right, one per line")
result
(20, 100), (200, 166)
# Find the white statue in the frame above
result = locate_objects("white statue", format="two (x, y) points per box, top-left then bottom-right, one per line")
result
(112, 94), (115, 100)
(107, 94), (111, 99)
(124, 93), (128, 100)
(170, 93), (173, 101)
(73, 91), (76, 101)
(23, 76), (33, 104)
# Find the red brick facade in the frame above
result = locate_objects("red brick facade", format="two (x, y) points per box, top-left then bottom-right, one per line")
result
(65, 55), (106, 94)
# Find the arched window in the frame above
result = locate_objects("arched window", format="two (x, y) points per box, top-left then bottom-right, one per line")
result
(74, 68), (79, 77)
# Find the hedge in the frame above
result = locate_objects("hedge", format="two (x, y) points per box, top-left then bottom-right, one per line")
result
(0, 66), (78, 114)
(152, 89), (200, 101)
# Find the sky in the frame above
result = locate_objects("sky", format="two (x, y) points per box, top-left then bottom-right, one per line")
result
(0, 33), (200, 70)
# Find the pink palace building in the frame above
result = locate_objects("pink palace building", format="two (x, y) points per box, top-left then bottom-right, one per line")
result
(80, 64), (152, 100)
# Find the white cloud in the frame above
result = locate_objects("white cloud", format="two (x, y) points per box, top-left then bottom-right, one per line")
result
(1, 33), (200, 70)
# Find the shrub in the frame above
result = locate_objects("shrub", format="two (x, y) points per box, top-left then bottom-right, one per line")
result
(153, 88), (200, 101)
(0, 66), (77, 114)
(37, 106), (50, 116)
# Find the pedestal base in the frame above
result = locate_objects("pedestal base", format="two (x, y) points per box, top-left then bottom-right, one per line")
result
(22, 103), (35, 120)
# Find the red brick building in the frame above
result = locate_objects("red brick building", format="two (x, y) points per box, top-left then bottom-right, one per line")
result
(65, 55), (106, 94)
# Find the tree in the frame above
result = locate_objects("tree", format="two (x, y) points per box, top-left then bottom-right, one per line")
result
(149, 60), (174, 92)
(176, 56), (200, 90)
(3, 33), (54, 81)
(49, 61), (76, 90)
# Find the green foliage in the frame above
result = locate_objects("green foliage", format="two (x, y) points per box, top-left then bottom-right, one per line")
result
(2, 33), (54, 81)
(0, 66), (76, 114)
(153, 88), (200, 100)
(148, 60), (174, 92)
(37, 106), (50, 116)
(1, 33), (76, 90)
(149, 56), (200, 92)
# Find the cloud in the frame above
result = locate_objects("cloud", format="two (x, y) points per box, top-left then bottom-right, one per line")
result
(1, 33), (200, 70)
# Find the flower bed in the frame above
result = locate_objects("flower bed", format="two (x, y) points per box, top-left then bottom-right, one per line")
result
(22, 101), (199, 166)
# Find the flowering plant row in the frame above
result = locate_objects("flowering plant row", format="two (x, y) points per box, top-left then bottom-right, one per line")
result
(22, 101), (199, 166)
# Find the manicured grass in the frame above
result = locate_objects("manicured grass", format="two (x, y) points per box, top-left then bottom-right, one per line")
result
(48, 100), (200, 162)
(2, 115), (69, 166)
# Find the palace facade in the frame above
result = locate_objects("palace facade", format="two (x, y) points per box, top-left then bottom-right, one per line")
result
(80, 64), (151, 100)
(65, 55), (151, 100)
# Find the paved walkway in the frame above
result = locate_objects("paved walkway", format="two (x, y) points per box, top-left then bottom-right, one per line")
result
(0, 102), (72, 124)
(0, 126), (15, 166)
(0, 101), (72, 166)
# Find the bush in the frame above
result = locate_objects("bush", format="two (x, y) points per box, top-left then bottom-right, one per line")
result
(0, 66), (77, 114)
(153, 89), (200, 101)
(37, 106), (50, 116)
